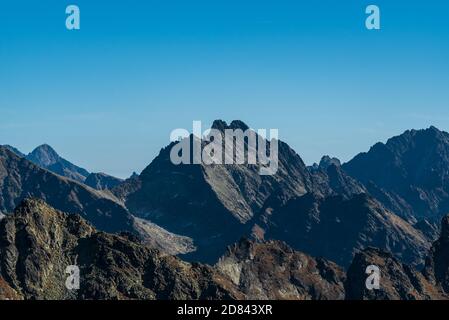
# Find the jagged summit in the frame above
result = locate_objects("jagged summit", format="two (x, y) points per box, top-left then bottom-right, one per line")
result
(211, 119), (250, 132)
(319, 155), (341, 169)
(27, 144), (60, 167)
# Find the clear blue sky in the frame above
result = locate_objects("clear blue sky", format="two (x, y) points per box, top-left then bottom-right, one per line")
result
(1, 1), (448, 178)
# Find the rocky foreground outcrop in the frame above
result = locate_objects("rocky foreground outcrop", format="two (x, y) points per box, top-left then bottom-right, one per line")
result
(2, 198), (449, 300)
(217, 239), (346, 300)
(345, 213), (449, 300)
(0, 199), (242, 300)
(0, 199), (347, 300)
(345, 248), (446, 300)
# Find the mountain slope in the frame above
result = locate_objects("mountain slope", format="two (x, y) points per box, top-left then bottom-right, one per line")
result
(0, 146), (133, 233)
(257, 192), (429, 267)
(26, 144), (90, 183)
(124, 120), (429, 266)
(343, 126), (449, 222)
(84, 172), (123, 190)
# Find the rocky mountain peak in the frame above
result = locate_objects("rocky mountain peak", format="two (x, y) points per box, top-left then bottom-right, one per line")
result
(27, 144), (60, 167)
(24, 144), (90, 183)
(319, 155), (341, 170)
(211, 119), (250, 132)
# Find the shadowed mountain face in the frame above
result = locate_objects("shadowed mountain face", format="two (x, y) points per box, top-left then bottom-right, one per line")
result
(343, 127), (449, 223)
(257, 192), (429, 267)
(123, 120), (369, 263)
(423, 215), (449, 294)
(0, 146), (133, 234)
(26, 144), (90, 183)
(125, 120), (317, 262)
(123, 120), (435, 266)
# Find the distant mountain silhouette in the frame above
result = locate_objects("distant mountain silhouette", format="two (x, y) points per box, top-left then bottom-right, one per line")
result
(26, 144), (90, 183)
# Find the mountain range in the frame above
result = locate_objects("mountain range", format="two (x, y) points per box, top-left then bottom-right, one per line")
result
(2, 121), (449, 300)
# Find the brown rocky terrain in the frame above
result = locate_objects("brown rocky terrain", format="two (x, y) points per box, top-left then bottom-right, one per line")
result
(216, 239), (346, 300)
(0, 199), (242, 300)
(0, 199), (350, 300)
(346, 213), (449, 300)
(2, 198), (449, 300)
(345, 248), (446, 300)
